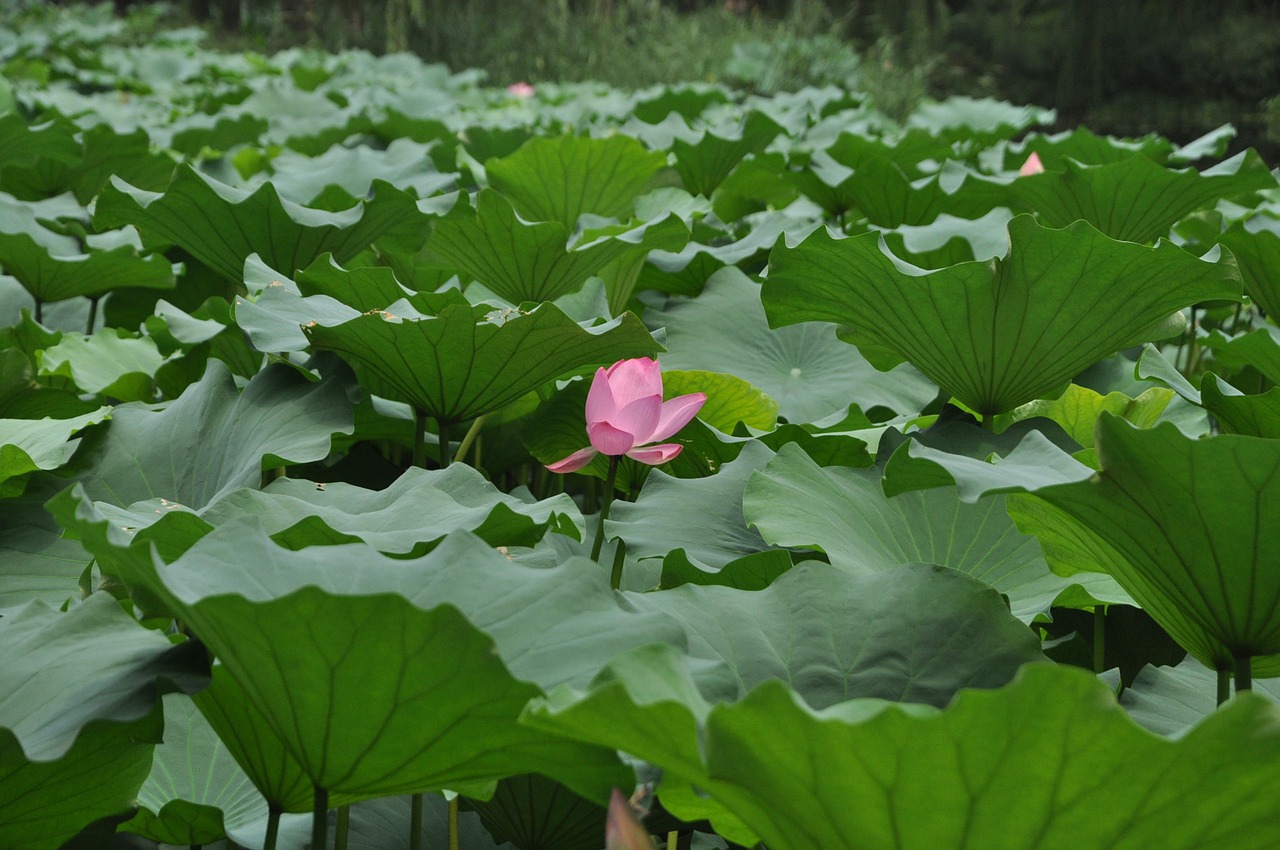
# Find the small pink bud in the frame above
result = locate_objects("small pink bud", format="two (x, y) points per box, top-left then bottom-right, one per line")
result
(506, 81), (535, 97)
(1019, 151), (1045, 176)
(605, 788), (652, 850)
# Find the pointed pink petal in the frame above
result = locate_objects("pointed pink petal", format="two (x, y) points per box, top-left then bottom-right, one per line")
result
(627, 443), (683, 465)
(546, 446), (598, 473)
(605, 788), (650, 850)
(649, 392), (706, 442)
(611, 395), (662, 443)
(604, 358), (662, 408)
(589, 421), (636, 455)
(1019, 151), (1045, 176)
(584, 367), (616, 424)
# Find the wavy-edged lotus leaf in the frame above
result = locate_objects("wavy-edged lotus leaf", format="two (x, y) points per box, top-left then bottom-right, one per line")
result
(1115, 656), (1280, 736)
(461, 774), (604, 850)
(3, 122), (176, 205)
(1200, 373), (1280, 438)
(198, 463), (583, 554)
(746, 443), (1128, 621)
(638, 211), (807, 297)
(71, 360), (353, 509)
(294, 253), (413, 312)
(1028, 416), (1280, 674)
(1001, 150), (1277, 244)
(607, 441), (778, 571)
(426, 188), (687, 304)
(876, 208), (1014, 269)
(165, 112), (268, 158)
(659, 548), (794, 591)
(1203, 326), (1280, 387)
(38, 330), (164, 401)
(528, 655), (1280, 850)
(0, 476), (94, 608)
(0, 229), (175, 306)
(671, 110), (783, 197)
(996, 383), (1173, 448)
(248, 137), (456, 206)
(302, 301), (658, 425)
(0, 406), (108, 495)
(1217, 219), (1280, 318)
(764, 214), (1240, 417)
(110, 523), (694, 802)
(485, 135), (668, 229)
(907, 96), (1054, 142)
(0, 114), (80, 177)
(93, 164), (425, 282)
(1001, 127), (1177, 170)
(120, 693), (279, 846)
(651, 267), (937, 423)
(628, 561), (1046, 708)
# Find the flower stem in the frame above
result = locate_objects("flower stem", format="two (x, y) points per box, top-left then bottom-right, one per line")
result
(448, 796), (460, 850)
(454, 414), (488, 466)
(590, 456), (620, 563)
(610, 537), (627, 591)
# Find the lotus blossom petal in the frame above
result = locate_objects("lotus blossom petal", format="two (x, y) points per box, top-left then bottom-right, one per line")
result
(626, 443), (684, 465)
(585, 367), (616, 422)
(589, 421), (638, 456)
(604, 358), (663, 409)
(546, 446), (598, 473)
(649, 392), (707, 442)
(1019, 151), (1045, 176)
(611, 395), (662, 443)
(605, 788), (650, 850)
(507, 81), (536, 97)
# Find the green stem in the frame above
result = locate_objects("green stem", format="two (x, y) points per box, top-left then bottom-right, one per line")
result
(980, 411), (993, 431)
(1217, 666), (1231, 707)
(335, 805), (349, 850)
(454, 414), (488, 466)
(263, 806), (281, 850)
(438, 418), (452, 468)
(409, 793), (423, 850)
(1092, 606), (1105, 674)
(312, 787), (329, 850)
(413, 408), (426, 469)
(33, 298), (43, 325)
(448, 796), (459, 850)
(610, 537), (627, 591)
(1228, 301), (1244, 336)
(590, 456), (620, 563)
(1235, 654), (1253, 694)
(86, 295), (99, 335)
(668, 830), (678, 849)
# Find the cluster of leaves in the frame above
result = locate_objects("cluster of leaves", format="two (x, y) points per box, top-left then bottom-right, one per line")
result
(4, 6), (1280, 850)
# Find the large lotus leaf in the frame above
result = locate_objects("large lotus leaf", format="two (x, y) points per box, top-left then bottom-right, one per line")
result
(110, 525), (688, 802)
(1202, 325), (1280, 386)
(485, 135), (668, 229)
(1028, 415), (1280, 672)
(93, 164), (425, 282)
(906, 96), (1054, 142)
(0, 406), (108, 495)
(627, 561), (1045, 708)
(199, 464), (583, 554)
(745, 443), (1128, 621)
(763, 214), (1239, 416)
(0, 114), (80, 177)
(1115, 656), (1280, 736)
(876, 208), (1014, 269)
(293, 253), (413, 312)
(249, 137), (456, 205)
(672, 110), (783, 197)
(0, 229), (175, 305)
(191, 665), (314, 818)
(1217, 220), (1280, 318)
(71, 360), (353, 509)
(639, 211), (808, 297)
(0, 476), (93, 608)
(462, 774), (604, 850)
(527, 655), (1280, 850)
(1200, 373), (1280, 438)
(38, 330), (165, 401)
(1001, 127), (1177, 170)
(2, 123), (176, 205)
(426, 189), (687, 304)
(120, 693), (279, 846)
(1002, 150), (1277, 244)
(996, 383), (1173, 448)
(302, 301), (658, 425)
(606, 441), (778, 571)
(650, 267), (938, 422)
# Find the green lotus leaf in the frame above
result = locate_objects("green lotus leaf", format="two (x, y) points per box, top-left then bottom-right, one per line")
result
(1200, 373), (1280, 438)
(659, 548), (794, 591)
(527, 656), (1280, 850)
(294, 253), (414, 312)
(671, 110), (783, 197)
(0, 229), (175, 307)
(997, 383), (1173, 448)
(462, 774), (604, 850)
(651, 267), (937, 422)
(111, 523), (690, 803)
(340, 793), (511, 850)
(1217, 219), (1280, 318)
(629, 561), (1046, 707)
(1003, 150), (1277, 244)
(1203, 325), (1280, 387)
(764, 214), (1239, 416)
(0, 406), (108, 495)
(426, 189), (687, 304)
(906, 96), (1054, 142)
(745, 443), (1128, 621)
(250, 137), (455, 205)
(165, 112), (268, 158)
(302, 301), (658, 426)
(877, 208), (1014, 269)
(1116, 657), (1280, 736)
(486, 135), (668, 229)
(0, 476), (94, 608)
(38, 330), (165, 401)
(120, 693), (280, 846)
(2, 123), (176, 205)
(1002, 127), (1177, 170)
(1028, 415), (1280, 673)
(71, 360), (353, 509)
(93, 164), (425, 282)
(0, 114), (80, 178)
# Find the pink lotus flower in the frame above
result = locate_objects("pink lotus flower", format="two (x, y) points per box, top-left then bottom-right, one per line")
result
(1019, 151), (1045, 176)
(547, 358), (706, 473)
(506, 81), (536, 97)
(605, 788), (651, 850)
